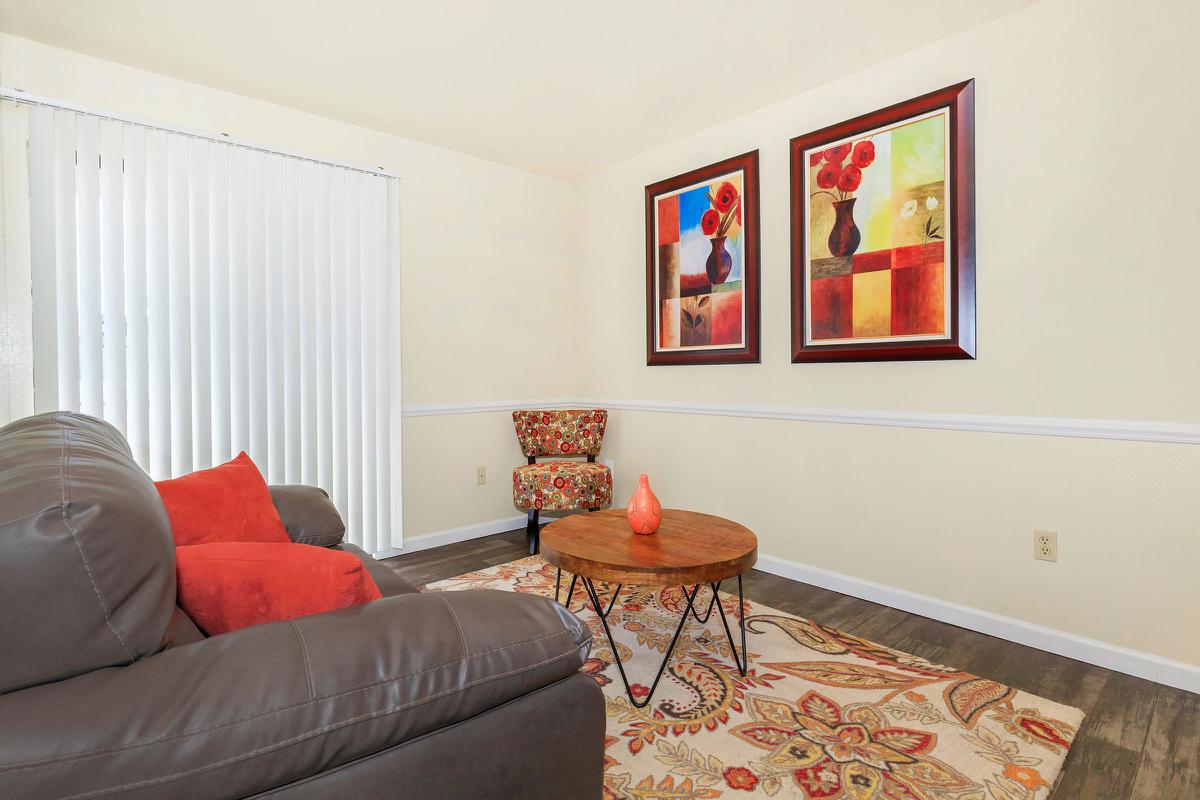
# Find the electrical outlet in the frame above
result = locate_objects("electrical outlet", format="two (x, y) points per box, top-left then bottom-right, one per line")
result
(475, 465), (486, 486)
(1034, 530), (1058, 562)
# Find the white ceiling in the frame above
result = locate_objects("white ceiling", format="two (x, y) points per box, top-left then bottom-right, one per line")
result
(0, 0), (1036, 177)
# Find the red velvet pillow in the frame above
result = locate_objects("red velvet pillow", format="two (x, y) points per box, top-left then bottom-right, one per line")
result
(155, 452), (289, 546)
(175, 542), (382, 635)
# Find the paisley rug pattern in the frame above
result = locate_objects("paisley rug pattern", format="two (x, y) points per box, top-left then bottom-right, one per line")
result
(427, 556), (1082, 799)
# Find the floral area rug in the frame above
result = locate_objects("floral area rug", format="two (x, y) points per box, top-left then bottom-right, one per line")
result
(427, 556), (1083, 800)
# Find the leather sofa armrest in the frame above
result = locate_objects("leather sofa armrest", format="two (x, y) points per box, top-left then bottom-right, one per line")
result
(269, 484), (345, 546)
(0, 590), (592, 799)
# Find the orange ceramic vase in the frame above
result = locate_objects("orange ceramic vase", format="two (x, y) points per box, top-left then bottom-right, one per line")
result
(626, 474), (662, 535)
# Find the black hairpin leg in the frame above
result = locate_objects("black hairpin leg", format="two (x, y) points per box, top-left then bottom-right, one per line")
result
(584, 578), (701, 709)
(584, 574), (748, 709)
(689, 583), (721, 624)
(526, 508), (540, 554)
(712, 574), (748, 675)
(554, 568), (579, 607)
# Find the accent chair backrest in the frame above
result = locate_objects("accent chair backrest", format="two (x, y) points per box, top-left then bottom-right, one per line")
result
(512, 409), (608, 459)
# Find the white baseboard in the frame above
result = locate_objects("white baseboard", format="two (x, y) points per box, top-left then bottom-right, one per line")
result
(377, 513), (1200, 695)
(372, 514), (527, 560)
(755, 553), (1200, 695)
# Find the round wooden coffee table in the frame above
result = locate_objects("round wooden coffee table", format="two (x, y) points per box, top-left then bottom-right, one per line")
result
(540, 509), (757, 709)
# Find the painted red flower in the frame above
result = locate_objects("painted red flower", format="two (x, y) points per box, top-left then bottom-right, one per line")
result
(824, 143), (852, 164)
(630, 683), (651, 700)
(700, 208), (720, 236)
(723, 767), (759, 791)
(809, 151), (823, 167)
(554, 477), (566, 488)
(816, 161), (843, 189)
(837, 164), (863, 193)
(851, 140), (875, 169)
(713, 181), (739, 212)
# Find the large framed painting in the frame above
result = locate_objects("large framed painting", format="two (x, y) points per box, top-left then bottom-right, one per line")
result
(790, 80), (975, 362)
(645, 151), (760, 365)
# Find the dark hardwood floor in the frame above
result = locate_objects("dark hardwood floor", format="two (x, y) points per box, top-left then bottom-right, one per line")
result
(383, 528), (1200, 800)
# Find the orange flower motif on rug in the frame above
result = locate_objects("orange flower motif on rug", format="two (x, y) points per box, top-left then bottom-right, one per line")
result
(428, 556), (1084, 799)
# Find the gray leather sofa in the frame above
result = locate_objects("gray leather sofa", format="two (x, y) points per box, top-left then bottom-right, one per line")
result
(0, 412), (605, 799)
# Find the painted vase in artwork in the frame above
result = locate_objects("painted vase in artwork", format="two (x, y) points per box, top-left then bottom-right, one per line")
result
(827, 198), (861, 257)
(705, 235), (733, 284)
(626, 474), (662, 535)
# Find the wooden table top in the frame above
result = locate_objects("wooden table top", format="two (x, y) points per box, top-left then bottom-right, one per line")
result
(540, 509), (758, 586)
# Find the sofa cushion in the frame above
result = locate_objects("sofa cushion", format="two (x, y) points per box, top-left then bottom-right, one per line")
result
(176, 542), (382, 635)
(155, 452), (290, 546)
(0, 590), (591, 799)
(0, 412), (175, 694)
(335, 543), (423, 597)
(269, 484), (346, 547)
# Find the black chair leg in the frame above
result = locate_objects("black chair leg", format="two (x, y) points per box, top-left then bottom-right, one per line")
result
(526, 508), (540, 554)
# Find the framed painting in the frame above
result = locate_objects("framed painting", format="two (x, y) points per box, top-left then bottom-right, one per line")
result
(645, 151), (760, 365)
(790, 80), (975, 362)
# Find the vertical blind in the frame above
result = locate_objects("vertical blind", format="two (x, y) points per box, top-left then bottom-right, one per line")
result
(6, 98), (401, 554)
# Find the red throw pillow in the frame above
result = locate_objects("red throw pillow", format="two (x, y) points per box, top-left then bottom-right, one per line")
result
(155, 452), (290, 546)
(175, 542), (382, 635)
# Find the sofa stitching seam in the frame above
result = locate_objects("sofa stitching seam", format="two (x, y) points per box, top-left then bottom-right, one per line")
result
(434, 594), (469, 657)
(0, 627), (574, 771)
(54, 648), (582, 799)
(57, 423), (136, 663)
(288, 621), (316, 700)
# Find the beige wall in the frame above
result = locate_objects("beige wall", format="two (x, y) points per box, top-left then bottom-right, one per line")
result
(0, 34), (576, 540)
(572, 0), (1200, 666)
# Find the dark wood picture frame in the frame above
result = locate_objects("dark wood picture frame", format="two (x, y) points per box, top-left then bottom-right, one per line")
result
(790, 80), (975, 363)
(645, 151), (760, 366)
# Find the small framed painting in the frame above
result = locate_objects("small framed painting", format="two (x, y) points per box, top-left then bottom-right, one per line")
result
(645, 151), (760, 365)
(790, 80), (975, 362)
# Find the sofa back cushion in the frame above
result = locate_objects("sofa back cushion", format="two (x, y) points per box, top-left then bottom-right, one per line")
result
(0, 412), (175, 693)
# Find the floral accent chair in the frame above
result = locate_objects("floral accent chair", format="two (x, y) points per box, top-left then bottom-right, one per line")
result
(512, 409), (612, 554)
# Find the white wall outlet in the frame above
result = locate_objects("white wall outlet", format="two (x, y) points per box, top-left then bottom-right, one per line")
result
(1034, 530), (1058, 562)
(475, 465), (487, 486)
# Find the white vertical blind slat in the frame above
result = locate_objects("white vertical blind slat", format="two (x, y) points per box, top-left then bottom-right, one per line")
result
(123, 126), (150, 468)
(328, 168), (347, 526)
(27, 106), (58, 413)
(227, 146), (250, 462)
(53, 110), (81, 412)
(187, 137), (212, 471)
(297, 160), (317, 485)
(245, 149), (268, 470)
(343, 171), (363, 550)
(263, 154), (284, 482)
(166, 134), (192, 475)
(208, 142), (231, 464)
(99, 119), (126, 434)
(75, 115), (103, 417)
(145, 129), (171, 478)
(374, 177), (391, 550)
(359, 175), (378, 554)
(281, 157), (300, 484)
(314, 164), (333, 495)
(2, 105), (35, 421)
(19, 105), (401, 551)
(386, 178), (402, 549)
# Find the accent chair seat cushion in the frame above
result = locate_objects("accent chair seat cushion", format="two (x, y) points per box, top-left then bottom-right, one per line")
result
(513, 460), (613, 511)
